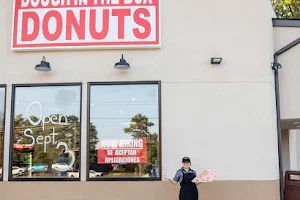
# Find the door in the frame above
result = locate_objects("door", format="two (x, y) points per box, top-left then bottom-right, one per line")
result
(285, 171), (300, 200)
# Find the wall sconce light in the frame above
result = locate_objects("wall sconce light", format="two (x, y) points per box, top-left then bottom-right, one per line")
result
(35, 56), (51, 72)
(211, 57), (222, 64)
(114, 54), (130, 69)
(271, 62), (282, 70)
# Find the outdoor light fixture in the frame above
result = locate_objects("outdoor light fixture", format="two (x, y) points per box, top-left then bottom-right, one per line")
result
(114, 54), (130, 69)
(211, 57), (222, 64)
(271, 62), (282, 70)
(35, 56), (51, 72)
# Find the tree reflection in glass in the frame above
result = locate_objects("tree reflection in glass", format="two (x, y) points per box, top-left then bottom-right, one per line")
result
(11, 85), (81, 179)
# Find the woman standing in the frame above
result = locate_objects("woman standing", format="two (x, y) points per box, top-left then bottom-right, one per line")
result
(164, 157), (201, 200)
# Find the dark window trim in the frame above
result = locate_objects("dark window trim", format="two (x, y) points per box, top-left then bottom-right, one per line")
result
(87, 177), (161, 182)
(273, 18), (300, 27)
(9, 82), (82, 181)
(0, 85), (7, 181)
(87, 81), (162, 181)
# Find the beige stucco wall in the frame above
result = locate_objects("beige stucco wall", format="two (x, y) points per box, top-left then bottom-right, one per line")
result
(0, 0), (279, 199)
(273, 27), (300, 119)
(0, 181), (279, 200)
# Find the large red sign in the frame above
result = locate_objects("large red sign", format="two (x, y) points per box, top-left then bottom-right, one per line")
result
(12, 0), (160, 50)
(98, 138), (147, 164)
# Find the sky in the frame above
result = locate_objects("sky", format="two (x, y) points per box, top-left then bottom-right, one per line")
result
(13, 84), (159, 141)
(90, 84), (159, 140)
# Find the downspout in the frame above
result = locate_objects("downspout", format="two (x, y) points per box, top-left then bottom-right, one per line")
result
(272, 37), (300, 200)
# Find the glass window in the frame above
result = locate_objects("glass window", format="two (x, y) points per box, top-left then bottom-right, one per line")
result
(0, 87), (6, 179)
(88, 82), (161, 180)
(10, 84), (81, 180)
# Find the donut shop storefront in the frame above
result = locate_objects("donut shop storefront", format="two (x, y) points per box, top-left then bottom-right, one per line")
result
(0, 0), (283, 200)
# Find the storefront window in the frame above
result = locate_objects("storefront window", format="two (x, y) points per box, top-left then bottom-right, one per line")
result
(10, 84), (81, 180)
(88, 82), (161, 180)
(0, 87), (6, 179)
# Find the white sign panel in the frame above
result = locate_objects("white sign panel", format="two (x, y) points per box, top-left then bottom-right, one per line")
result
(12, 0), (160, 50)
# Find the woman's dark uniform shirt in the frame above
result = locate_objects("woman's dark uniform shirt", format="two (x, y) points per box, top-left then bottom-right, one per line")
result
(173, 168), (197, 183)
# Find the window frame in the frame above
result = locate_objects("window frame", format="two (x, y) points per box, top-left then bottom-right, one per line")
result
(87, 81), (162, 181)
(0, 85), (7, 181)
(9, 83), (82, 181)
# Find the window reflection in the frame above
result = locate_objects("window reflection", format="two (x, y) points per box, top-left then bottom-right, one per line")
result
(0, 87), (5, 178)
(11, 85), (81, 179)
(89, 83), (160, 179)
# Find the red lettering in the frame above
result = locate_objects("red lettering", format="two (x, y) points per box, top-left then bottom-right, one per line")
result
(18, 7), (156, 45)
(112, 9), (131, 39)
(90, 9), (109, 40)
(133, 8), (151, 39)
(42, 11), (63, 41)
(21, 12), (39, 41)
(66, 10), (86, 40)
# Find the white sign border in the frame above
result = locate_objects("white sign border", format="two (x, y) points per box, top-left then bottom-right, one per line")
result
(10, 0), (162, 51)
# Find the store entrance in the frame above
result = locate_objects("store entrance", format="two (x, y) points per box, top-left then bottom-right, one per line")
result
(280, 119), (300, 199)
(281, 119), (300, 176)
